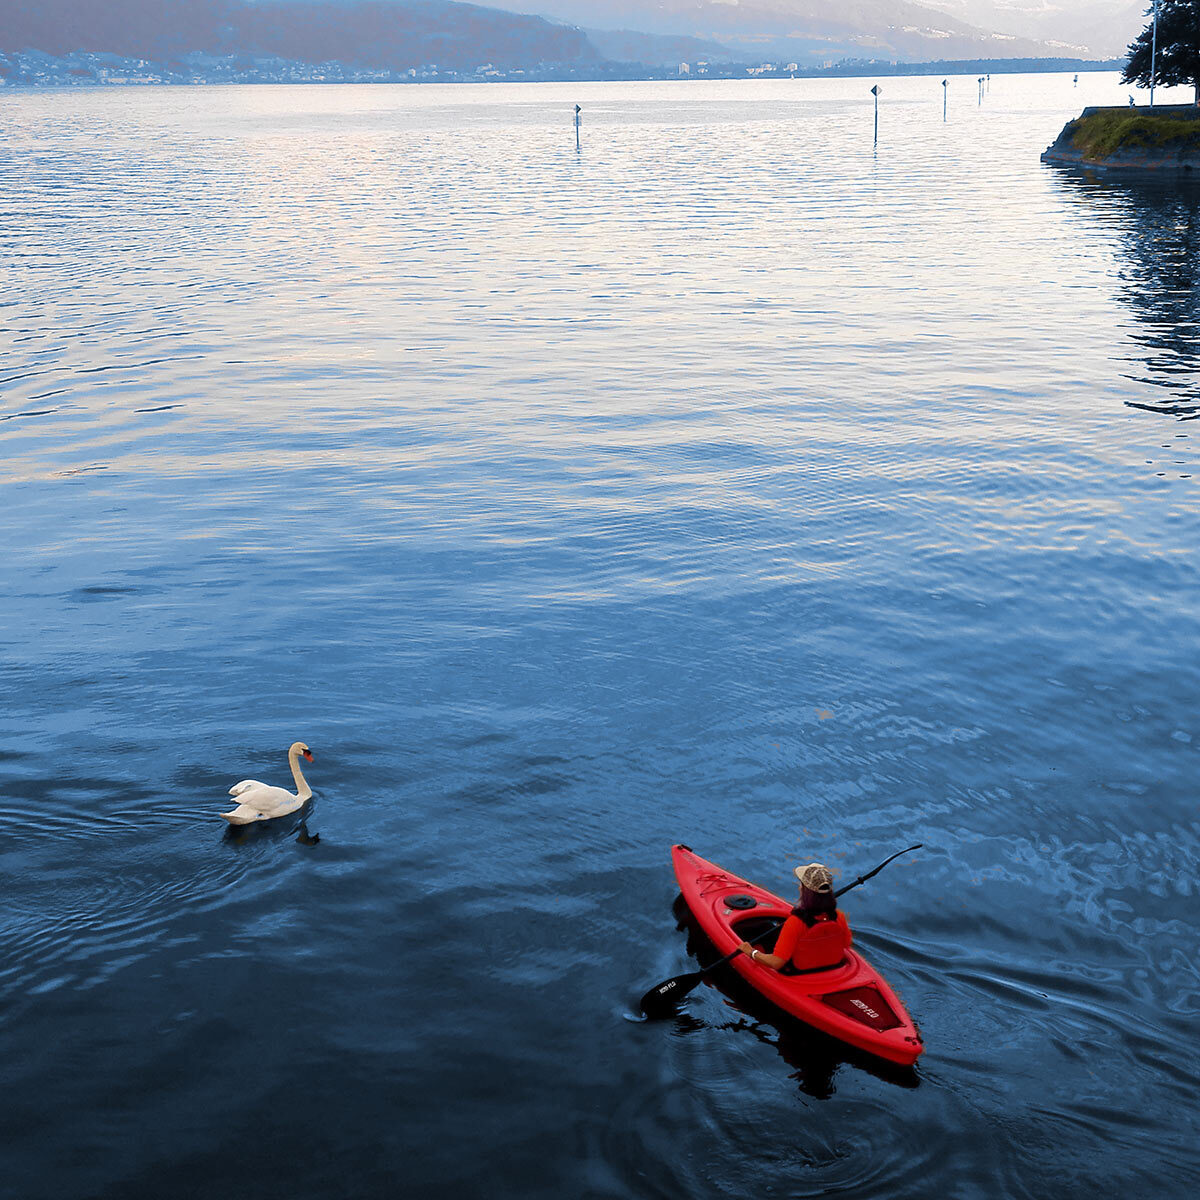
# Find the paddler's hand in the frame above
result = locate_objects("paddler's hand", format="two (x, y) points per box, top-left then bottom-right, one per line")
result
(737, 941), (755, 956)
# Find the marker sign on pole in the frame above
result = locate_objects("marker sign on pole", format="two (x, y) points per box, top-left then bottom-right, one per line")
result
(871, 84), (880, 145)
(942, 78), (948, 122)
(574, 103), (581, 150)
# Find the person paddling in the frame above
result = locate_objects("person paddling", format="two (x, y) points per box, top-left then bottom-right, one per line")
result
(737, 863), (851, 973)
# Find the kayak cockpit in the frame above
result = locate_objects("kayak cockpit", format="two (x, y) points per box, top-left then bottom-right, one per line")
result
(731, 915), (851, 977)
(734, 914), (910, 1032)
(731, 914), (785, 948)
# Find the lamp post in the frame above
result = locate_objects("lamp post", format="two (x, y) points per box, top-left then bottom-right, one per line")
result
(1151, 0), (1159, 107)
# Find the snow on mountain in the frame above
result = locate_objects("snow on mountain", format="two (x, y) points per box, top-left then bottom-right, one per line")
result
(912, 1), (1143, 57)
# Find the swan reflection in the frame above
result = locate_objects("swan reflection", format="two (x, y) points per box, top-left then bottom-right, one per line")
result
(222, 809), (318, 845)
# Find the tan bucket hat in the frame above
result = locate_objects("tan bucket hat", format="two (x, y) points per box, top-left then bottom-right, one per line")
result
(794, 862), (834, 893)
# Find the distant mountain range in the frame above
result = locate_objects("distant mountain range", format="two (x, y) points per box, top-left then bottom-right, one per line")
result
(488, 0), (1097, 62)
(0, 1), (597, 72)
(0, 0), (1128, 83)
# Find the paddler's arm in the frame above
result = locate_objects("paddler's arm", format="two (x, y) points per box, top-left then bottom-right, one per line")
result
(737, 915), (801, 972)
(737, 942), (787, 970)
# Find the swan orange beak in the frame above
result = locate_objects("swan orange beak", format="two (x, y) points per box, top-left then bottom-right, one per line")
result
(303, 749), (314, 761)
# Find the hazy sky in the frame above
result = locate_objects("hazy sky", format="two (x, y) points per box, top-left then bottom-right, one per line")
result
(0, 0), (1149, 61)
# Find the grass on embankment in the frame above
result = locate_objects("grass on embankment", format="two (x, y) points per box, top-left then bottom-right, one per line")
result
(1066, 110), (1200, 157)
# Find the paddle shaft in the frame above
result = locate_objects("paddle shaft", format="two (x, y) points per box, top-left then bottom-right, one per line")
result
(637, 920), (782, 1015)
(700, 919), (783, 976)
(831, 844), (923, 899)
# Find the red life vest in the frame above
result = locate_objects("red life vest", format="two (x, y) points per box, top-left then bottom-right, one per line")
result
(775, 910), (852, 970)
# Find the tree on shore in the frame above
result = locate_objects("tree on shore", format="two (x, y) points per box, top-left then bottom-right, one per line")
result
(1123, 0), (1200, 103)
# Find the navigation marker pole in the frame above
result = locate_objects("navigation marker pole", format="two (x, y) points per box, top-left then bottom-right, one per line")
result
(575, 103), (581, 150)
(871, 84), (880, 146)
(942, 78), (948, 122)
(1151, 0), (1159, 107)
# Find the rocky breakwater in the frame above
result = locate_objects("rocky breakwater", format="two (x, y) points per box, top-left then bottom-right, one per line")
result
(1042, 105), (1200, 174)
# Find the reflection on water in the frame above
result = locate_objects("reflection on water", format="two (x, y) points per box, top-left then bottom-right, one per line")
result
(1049, 164), (1200, 419)
(221, 814), (320, 845)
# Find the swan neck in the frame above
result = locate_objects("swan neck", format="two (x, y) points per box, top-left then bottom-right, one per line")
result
(289, 748), (313, 800)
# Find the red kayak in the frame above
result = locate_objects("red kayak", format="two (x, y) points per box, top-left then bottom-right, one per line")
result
(673, 844), (924, 1066)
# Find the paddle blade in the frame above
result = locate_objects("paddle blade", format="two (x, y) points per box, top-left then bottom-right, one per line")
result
(639, 970), (703, 1018)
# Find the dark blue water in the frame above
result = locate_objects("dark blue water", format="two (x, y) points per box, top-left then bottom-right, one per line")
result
(2, 75), (1199, 1198)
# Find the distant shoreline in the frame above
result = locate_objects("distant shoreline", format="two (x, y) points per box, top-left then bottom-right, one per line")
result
(0, 53), (1121, 90)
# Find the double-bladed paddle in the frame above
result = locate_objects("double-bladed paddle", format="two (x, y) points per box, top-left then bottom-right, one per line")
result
(638, 843), (922, 1018)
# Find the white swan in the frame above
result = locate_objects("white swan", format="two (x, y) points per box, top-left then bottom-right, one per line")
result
(221, 742), (315, 825)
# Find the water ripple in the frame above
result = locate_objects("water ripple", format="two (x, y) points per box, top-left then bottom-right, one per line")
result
(2, 74), (1200, 1200)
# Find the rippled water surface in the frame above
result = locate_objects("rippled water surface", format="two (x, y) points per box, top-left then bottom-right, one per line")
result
(3, 74), (1199, 1198)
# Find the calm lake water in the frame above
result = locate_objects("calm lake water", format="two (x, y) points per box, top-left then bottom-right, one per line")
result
(2, 72), (1199, 1198)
